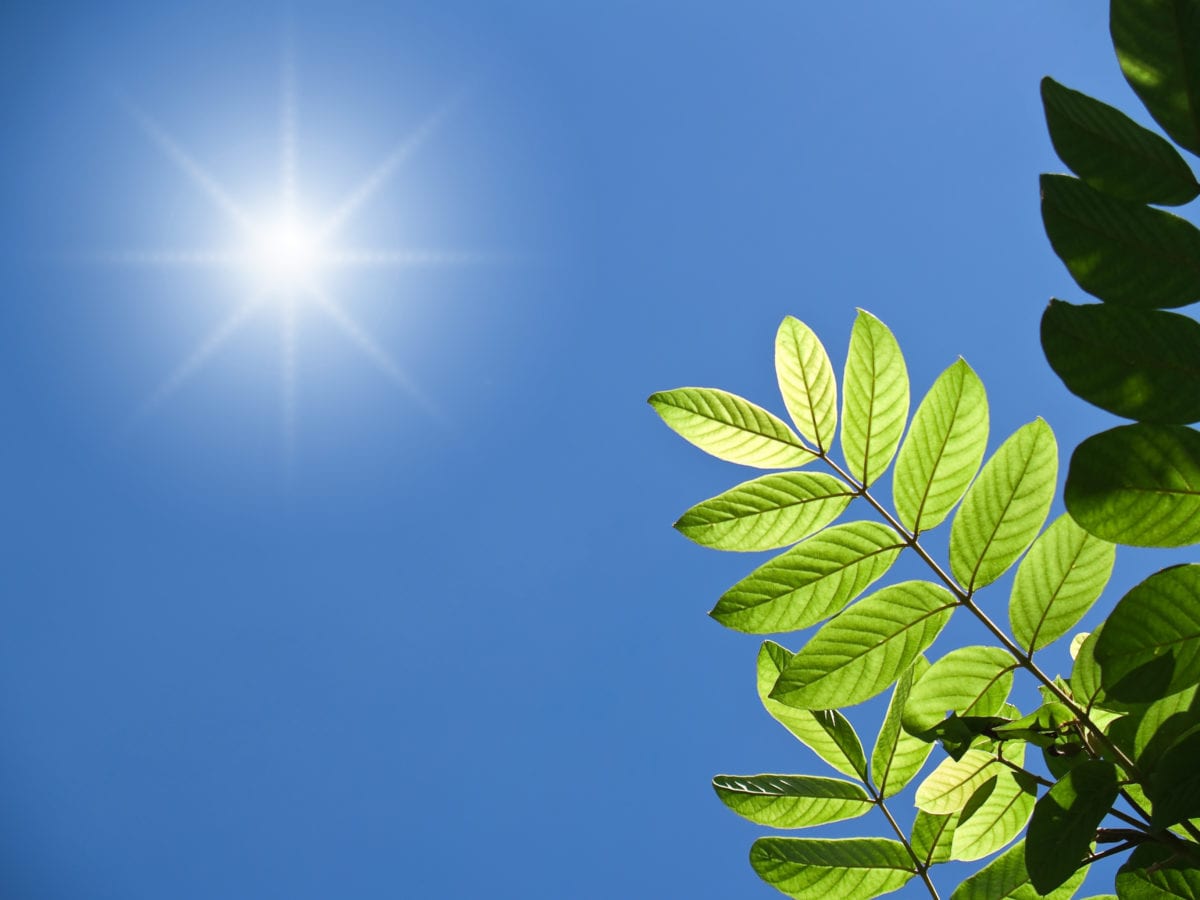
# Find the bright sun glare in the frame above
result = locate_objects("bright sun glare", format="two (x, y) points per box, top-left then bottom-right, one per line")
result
(98, 49), (495, 471)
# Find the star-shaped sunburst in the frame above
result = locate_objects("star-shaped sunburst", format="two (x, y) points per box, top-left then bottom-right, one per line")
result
(99, 49), (494, 472)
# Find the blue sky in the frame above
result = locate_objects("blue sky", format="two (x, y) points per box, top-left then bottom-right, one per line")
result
(0, 3), (1176, 897)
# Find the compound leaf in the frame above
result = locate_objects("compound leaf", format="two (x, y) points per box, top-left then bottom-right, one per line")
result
(770, 582), (956, 709)
(893, 358), (989, 534)
(750, 837), (915, 900)
(841, 310), (909, 487)
(776, 316), (838, 453)
(950, 419), (1058, 591)
(1009, 513), (1115, 654)
(649, 387), (815, 468)
(674, 471), (854, 551)
(711, 521), (903, 634)
(1065, 423), (1200, 547)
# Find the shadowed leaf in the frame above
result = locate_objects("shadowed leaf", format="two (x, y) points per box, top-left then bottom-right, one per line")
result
(950, 838), (1088, 899)
(1026, 760), (1119, 894)
(903, 645), (1016, 736)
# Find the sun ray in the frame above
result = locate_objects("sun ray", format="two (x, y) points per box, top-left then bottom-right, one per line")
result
(306, 286), (441, 416)
(315, 93), (462, 242)
(281, 34), (298, 219)
(80, 250), (247, 267)
(132, 298), (264, 423)
(281, 300), (298, 482)
(119, 96), (258, 237)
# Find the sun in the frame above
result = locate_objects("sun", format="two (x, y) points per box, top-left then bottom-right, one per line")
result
(99, 50), (495, 471)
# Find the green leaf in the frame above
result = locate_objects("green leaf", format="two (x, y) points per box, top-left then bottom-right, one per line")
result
(770, 581), (956, 709)
(749, 837), (915, 900)
(910, 810), (958, 868)
(902, 645), (1016, 736)
(1026, 760), (1119, 894)
(649, 387), (815, 469)
(1095, 564), (1200, 702)
(892, 358), (989, 534)
(712, 774), (873, 829)
(840, 310), (910, 487)
(1041, 76), (1200, 205)
(1116, 842), (1200, 899)
(711, 521), (904, 633)
(1148, 728), (1200, 826)
(1111, 0), (1200, 156)
(674, 471), (854, 551)
(951, 755), (1038, 861)
(758, 642), (869, 781)
(1115, 683), (1199, 770)
(776, 316), (838, 453)
(949, 419), (1058, 591)
(1008, 513), (1115, 654)
(872, 657), (934, 799)
(915, 744), (1020, 815)
(950, 838), (1089, 899)
(1040, 174), (1200, 308)
(1041, 300), (1200, 424)
(1065, 424), (1200, 547)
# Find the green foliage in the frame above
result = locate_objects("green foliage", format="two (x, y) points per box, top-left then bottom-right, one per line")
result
(652, 1), (1200, 896)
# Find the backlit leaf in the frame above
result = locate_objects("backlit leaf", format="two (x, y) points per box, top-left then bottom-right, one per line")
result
(649, 387), (815, 468)
(1041, 76), (1199, 205)
(910, 810), (957, 868)
(776, 316), (838, 453)
(902, 645), (1016, 735)
(1111, 0), (1200, 155)
(1041, 173), (1200, 308)
(1026, 760), (1119, 894)
(950, 419), (1058, 591)
(1008, 513), (1115, 654)
(750, 837), (915, 900)
(951, 752), (1037, 861)
(1116, 841), (1200, 898)
(712, 774), (873, 829)
(770, 582), (956, 709)
(710, 521), (903, 633)
(872, 657), (934, 799)
(1065, 423), (1200, 547)
(950, 838), (1088, 899)
(893, 358), (989, 533)
(758, 642), (868, 781)
(915, 745), (1020, 815)
(674, 471), (854, 551)
(1095, 564), (1200, 702)
(1041, 299), (1200, 424)
(840, 310), (909, 487)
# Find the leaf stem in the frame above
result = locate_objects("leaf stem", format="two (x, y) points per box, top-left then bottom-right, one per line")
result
(865, 782), (940, 900)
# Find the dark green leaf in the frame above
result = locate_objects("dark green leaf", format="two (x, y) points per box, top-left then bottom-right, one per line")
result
(757, 642), (869, 781)
(1148, 728), (1200, 827)
(712, 774), (873, 829)
(1065, 423), (1200, 547)
(950, 419), (1058, 591)
(776, 316), (838, 453)
(1116, 841), (1200, 898)
(750, 837), (915, 900)
(1111, 0), (1200, 155)
(1113, 683), (1199, 770)
(1041, 76), (1199, 205)
(892, 358), (989, 534)
(649, 387), (815, 468)
(1041, 299), (1200, 423)
(1008, 513), (1115, 654)
(871, 657), (934, 798)
(1026, 760), (1119, 894)
(1040, 173), (1200, 308)
(1096, 564), (1200, 702)
(711, 521), (903, 633)
(770, 581), (956, 709)
(674, 471), (854, 551)
(902, 645), (1016, 736)
(950, 838), (1088, 899)
(840, 310), (909, 487)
